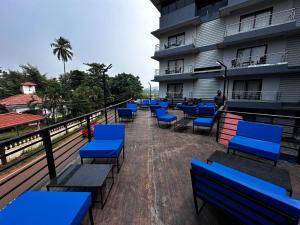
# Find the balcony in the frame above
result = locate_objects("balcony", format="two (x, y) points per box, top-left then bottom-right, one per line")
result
(226, 51), (288, 69)
(1, 103), (300, 224)
(155, 65), (194, 76)
(219, 9), (298, 47)
(152, 39), (198, 60)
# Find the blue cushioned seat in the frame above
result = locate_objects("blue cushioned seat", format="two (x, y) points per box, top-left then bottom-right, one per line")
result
(159, 102), (168, 109)
(182, 105), (198, 117)
(150, 100), (158, 105)
(193, 112), (217, 134)
(150, 105), (161, 116)
(80, 139), (124, 158)
(155, 108), (177, 127)
(0, 191), (92, 225)
(79, 124), (125, 171)
(228, 121), (283, 165)
(229, 136), (280, 161)
(118, 108), (134, 121)
(127, 103), (138, 113)
(193, 118), (214, 127)
(190, 159), (300, 225)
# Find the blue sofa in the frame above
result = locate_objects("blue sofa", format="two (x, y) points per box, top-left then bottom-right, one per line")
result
(190, 159), (300, 225)
(182, 105), (198, 117)
(197, 106), (215, 118)
(193, 112), (218, 134)
(228, 121), (283, 166)
(140, 99), (150, 108)
(150, 105), (161, 116)
(127, 103), (138, 114)
(150, 99), (158, 105)
(80, 124), (125, 172)
(118, 108), (134, 121)
(0, 191), (93, 225)
(159, 101), (169, 110)
(155, 108), (177, 128)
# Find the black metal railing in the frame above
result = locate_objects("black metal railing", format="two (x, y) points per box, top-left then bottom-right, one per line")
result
(0, 99), (132, 208)
(215, 110), (300, 164)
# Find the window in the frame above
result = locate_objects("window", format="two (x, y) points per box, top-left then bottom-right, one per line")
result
(235, 45), (267, 67)
(167, 59), (184, 74)
(232, 80), (262, 100)
(167, 33), (185, 48)
(167, 83), (183, 98)
(239, 8), (273, 32)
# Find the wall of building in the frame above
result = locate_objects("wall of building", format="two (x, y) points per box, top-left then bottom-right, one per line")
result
(195, 18), (225, 47)
(160, 3), (196, 28)
(287, 34), (300, 67)
(21, 86), (36, 94)
(279, 75), (300, 102)
(194, 50), (223, 68)
(192, 78), (223, 99)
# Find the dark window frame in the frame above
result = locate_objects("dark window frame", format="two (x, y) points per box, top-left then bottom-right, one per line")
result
(167, 32), (185, 47)
(239, 8), (273, 32)
(236, 44), (268, 64)
(232, 79), (263, 100)
(167, 58), (184, 73)
(167, 83), (183, 98)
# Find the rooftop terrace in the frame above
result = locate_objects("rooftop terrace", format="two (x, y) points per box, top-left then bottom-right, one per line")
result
(1, 106), (300, 224)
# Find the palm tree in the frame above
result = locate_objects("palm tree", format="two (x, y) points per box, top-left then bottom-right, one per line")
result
(50, 37), (73, 74)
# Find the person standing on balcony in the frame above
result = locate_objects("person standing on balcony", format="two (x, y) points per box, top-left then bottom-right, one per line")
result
(214, 90), (226, 109)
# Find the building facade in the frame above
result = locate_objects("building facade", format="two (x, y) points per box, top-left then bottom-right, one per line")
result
(151, 0), (300, 114)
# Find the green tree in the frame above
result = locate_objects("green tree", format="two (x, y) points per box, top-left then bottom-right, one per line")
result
(0, 64), (48, 98)
(51, 36), (73, 74)
(109, 73), (143, 101)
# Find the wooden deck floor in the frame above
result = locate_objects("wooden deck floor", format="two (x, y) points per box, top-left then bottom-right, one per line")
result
(85, 110), (300, 225)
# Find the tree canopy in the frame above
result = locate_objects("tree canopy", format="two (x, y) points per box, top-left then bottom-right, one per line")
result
(0, 63), (144, 121)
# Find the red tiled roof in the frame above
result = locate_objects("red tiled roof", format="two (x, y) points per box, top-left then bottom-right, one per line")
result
(20, 82), (37, 86)
(0, 113), (45, 129)
(0, 94), (43, 106)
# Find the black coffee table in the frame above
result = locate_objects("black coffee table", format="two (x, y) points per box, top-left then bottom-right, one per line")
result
(47, 164), (114, 209)
(207, 151), (293, 196)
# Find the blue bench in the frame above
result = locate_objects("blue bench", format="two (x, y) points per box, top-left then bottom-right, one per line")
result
(140, 99), (150, 109)
(0, 191), (93, 225)
(150, 105), (161, 116)
(118, 108), (134, 121)
(228, 121), (283, 166)
(193, 112), (218, 134)
(182, 105), (198, 117)
(197, 106), (215, 118)
(190, 159), (300, 225)
(155, 108), (177, 128)
(159, 101), (168, 110)
(80, 124), (125, 172)
(150, 99), (158, 105)
(127, 103), (138, 114)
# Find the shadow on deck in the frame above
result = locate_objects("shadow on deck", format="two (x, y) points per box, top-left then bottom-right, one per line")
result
(45, 110), (300, 225)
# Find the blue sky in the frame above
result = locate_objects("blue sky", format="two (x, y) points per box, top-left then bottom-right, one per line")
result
(0, 0), (159, 87)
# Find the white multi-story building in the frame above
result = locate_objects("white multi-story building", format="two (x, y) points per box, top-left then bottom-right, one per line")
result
(151, 0), (300, 114)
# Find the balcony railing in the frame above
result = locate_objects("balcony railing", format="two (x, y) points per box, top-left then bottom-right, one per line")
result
(225, 8), (296, 36)
(0, 99), (131, 208)
(155, 65), (194, 76)
(155, 38), (196, 52)
(225, 51), (288, 69)
(229, 91), (279, 102)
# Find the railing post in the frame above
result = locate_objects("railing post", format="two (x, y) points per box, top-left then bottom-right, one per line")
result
(114, 106), (118, 123)
(41, 129), (56, 179)
(0, 146), (7, 165)
(86, 116), (92, 142)
(216, 111), (221, 142)
(297, 146), (300, 165)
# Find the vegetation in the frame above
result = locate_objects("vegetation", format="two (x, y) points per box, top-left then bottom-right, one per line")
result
(0, 64), (143, 122)
(50, 36), (73, 74)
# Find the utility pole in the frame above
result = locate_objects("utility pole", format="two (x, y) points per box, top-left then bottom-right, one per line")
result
(102, 64), (112, 124)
